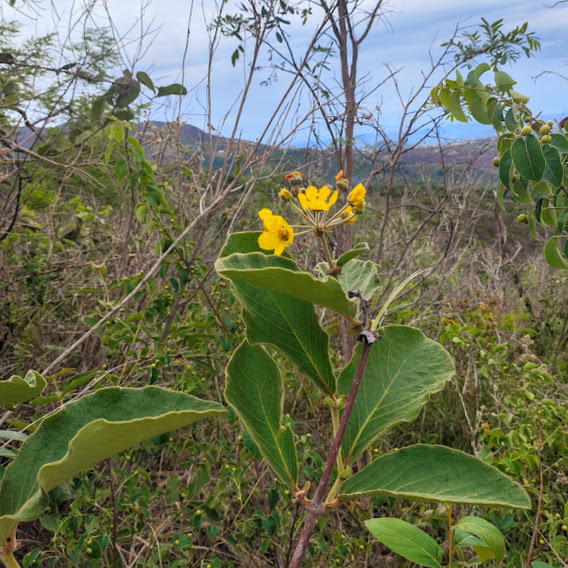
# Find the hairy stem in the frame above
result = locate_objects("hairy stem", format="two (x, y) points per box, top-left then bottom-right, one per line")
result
(289, 337), (374, 568)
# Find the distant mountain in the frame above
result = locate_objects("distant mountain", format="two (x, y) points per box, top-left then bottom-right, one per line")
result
(141, 121), (498, 184)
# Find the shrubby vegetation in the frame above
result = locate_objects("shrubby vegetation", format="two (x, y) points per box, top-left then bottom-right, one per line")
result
(0, 1), (567, 567)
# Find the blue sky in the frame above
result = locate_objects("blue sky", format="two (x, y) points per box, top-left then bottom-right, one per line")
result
(9, 0), (568, 146)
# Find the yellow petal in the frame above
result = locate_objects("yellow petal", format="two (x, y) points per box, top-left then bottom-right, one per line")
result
(258, 231), (280, 251)
(329, 191), (338, 207)
(298, 193), (309, 209)
(305, 186), (318, 200)
(319, 185), (331, 200)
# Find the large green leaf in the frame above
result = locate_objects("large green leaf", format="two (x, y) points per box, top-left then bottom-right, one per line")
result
(233, 282), (335, 395)
(216, 251), (357, 319)
(542, 144), (564, 186)
(338, 326), (454, 463)
(225, 341), (298, 486)
(0, 371), (46, 408)
(218, 232), (335, 394)
(511, 135), (545, 182)
(0, 387), (225, 547)
(339, 444), (530, 509)
(365, 518), (443, 568)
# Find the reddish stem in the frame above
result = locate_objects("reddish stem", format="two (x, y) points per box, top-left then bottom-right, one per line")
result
(289, 338), (374, 568)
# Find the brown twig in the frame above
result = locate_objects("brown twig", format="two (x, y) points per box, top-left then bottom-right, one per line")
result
(289, 327), (375, 568)
(525, 430), (544, 568)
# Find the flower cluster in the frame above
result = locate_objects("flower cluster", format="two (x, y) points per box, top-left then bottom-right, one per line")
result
(258, 171), (367, 258)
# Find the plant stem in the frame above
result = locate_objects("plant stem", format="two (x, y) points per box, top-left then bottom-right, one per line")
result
(446, 503), (453, 568)
(318, 233), (335, 269)
(289, 338), (374, 568)
(0, 555), (21, 568)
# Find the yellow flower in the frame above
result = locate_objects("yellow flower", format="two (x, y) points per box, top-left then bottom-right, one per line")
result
(258, 209), (294, 255)
(347, 183), (366, 210)
(343, 206), (356, 225)
(298, 185), (338, 211)
(279, 188), (292, 202)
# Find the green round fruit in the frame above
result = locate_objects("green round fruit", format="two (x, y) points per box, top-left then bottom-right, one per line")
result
(547, 120), (554, 127)
(539, 124), (552, 136)
(518, 214), (528, 224)
(521, 125), (533, 136)
(493, 156), (501, 167)
(541, 134), (552, 144)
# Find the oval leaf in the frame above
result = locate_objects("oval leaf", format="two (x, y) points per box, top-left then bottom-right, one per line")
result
(339, 444), (531, 509)
(338, 259), (381, 300)
(337, 242), (369, 267)
(338, 326), (455, 463)
(216, 240), (358, 319)
(365, 518), (443, 568)
(544, 236), (568, 269)
(218, 232), (336, 394)
(542, 144), (564, 186)
(448, 90), (468, 123)
(454, 516), (505, 563)
(494, 70), (517, 92)
(0, 370), (47, 408)
(511, 135), (545, 182)
(225, 341), (298, 486)
(0, 387), (225, 547)
(499, 148), (513, 189)
(136, 71), (155, 92)
(156, 83), (187, 97)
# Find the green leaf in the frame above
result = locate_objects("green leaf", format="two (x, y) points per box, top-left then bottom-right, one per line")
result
(528, 209), (538, 240)
(454, 516), (505, 563)
(91, 96), (107, 120)
(511, 135), (545, 182)
(218, 233), (336, 395)
(494, 70), (517, 92)
(156, 83), (187, 97)
(497, 183), (506, 211)
(505, 108), (520, 132)
(225, 341), (298, 485)
(542, 144), (564, 186)
(338, 326), (454, 463)
(448, 90), (468, 123)
(136, 71), (155, 92)
(510, 89), (530, 105)
(469, 97), (490, 125)
(0, 387), (225, 547)
(544, 236), (568, 269)
(0, 371), (47, 408)
(499, 148), (513, 189)
(511, 177), (531, 204)
(340, 445), (530, 509)
(215, 237), (358, 319)
(338, 259), (381, 300)
(532, 562), (555, 568)
(336, 243), (369, 267)
(549, 133), (568, 154)
(232, 282), (336, 395)
(0, 430), (27, 442)
(365, 518), (443, 568)
(473, 62), (490, 83)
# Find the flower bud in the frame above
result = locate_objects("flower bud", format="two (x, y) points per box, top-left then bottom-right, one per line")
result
(279, 188), (292, 203)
